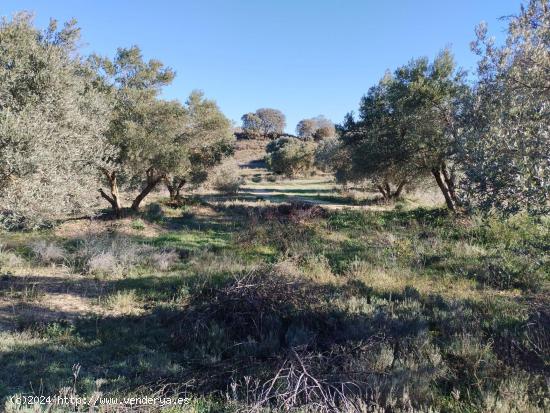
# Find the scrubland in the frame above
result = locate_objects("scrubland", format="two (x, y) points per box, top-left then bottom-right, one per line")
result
(0, 177), (548, 412)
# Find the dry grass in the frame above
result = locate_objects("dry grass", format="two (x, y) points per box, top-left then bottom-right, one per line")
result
(30, 240), (66, 265)
(0, 245), (25, 269)
(103, 290), (143, 315)
(345, 259), (524, 302)
(148, 250), (179, 271)
(75, 232), (153, 277)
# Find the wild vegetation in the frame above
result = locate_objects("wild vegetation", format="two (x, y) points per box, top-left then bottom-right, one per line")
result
(0, 1), (548, 412)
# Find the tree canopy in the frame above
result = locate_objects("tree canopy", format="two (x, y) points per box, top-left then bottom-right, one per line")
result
(0, 13), (113, 228)
(241, 108), (286, 139)
(337, 49), (468, 207)
(164, 90), (234, 201)
(93, 46), (185, 212)
(459, 0), (550, 215)
(296, 116), (336, 141)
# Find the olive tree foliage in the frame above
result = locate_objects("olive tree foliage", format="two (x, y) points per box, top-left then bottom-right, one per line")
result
(338, 50), (468, 207)
(124, 98), (188, 210)
(241, 108), (286, 139)
(0, 13), (114, 229)
(265, 136), (316, 177)
(459, 0), (550, 215)
(296, 116), (336, 141)
(314, 136), (368, 187)
(164, 91), (234, 200)
(92, 46), (183, 213)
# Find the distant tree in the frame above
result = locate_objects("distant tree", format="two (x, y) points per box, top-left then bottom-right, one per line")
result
(313, 123), (337, 141)
(339, 50), (468, 208)
(164, 91), (234, 201)
(459, 0), (550, 215)
(0, 14), (113, 228)
(241, 108), (286, 139)
(296, 116), (336, 141)
(240, 112), (262, 138)
(266, 136), (316, 177)
(93, 46), (184, 213)
(296, 118), (317, 139)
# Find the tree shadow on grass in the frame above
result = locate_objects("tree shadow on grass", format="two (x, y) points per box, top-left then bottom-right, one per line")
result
(259, 188), (335, 195)
(1, 272), (546, 406)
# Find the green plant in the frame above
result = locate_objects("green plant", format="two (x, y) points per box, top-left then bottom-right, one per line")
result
(130, 219), (146, 230)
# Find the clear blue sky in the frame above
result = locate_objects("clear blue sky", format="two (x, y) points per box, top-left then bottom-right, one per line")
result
(2, 0), (520, 133)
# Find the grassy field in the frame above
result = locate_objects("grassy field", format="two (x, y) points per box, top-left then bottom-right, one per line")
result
(0, 167), (548, 412)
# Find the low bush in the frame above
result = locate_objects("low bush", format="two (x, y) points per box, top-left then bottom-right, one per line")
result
(209, 160), (244, 194)
(30, 241), (65, 265)
(266, 136), (317, 177)
(74, 233), (152, 277)
(149, 250), (179, 271)
(473, 254), (547, 291)
(0, 245), (24, 269)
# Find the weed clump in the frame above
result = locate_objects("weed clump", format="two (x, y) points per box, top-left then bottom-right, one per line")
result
(30, 240), (65, 265)
(74, 233), (152, 277)
(149, 250), (179, 271)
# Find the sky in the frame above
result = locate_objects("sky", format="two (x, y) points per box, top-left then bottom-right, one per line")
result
(2, 0), (521, 133)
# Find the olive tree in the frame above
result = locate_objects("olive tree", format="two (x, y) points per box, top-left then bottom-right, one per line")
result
(314, 137), (357, 183)
(459, 0), (549, 215)
(241, 108), (286, 139)
(0, 14), (113, 228)
(93, 46), (183, 213)
(338, 50), (468, 208)
(124, 98), (188, 210)
(164, 91), (234, 201)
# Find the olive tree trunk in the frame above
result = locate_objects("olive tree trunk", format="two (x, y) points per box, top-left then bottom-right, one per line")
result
(165, 178), (186, 201)
(376, 180), (407, 201)
(431, 167), (456, 211)
(98, 169), (122, 217)
(131, 175), (163, 211)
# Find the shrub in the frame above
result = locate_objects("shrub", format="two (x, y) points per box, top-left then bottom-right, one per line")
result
(75, 233), (151, 276)
(87, 252), (118, 276)
(474, 254), (546, 291)
(30, 241), (65, 265)
(209, 160), (244, 194)
(149, 250), (179, 271)
(0, 245), (24, 269)
(265, 137), (316, 177)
